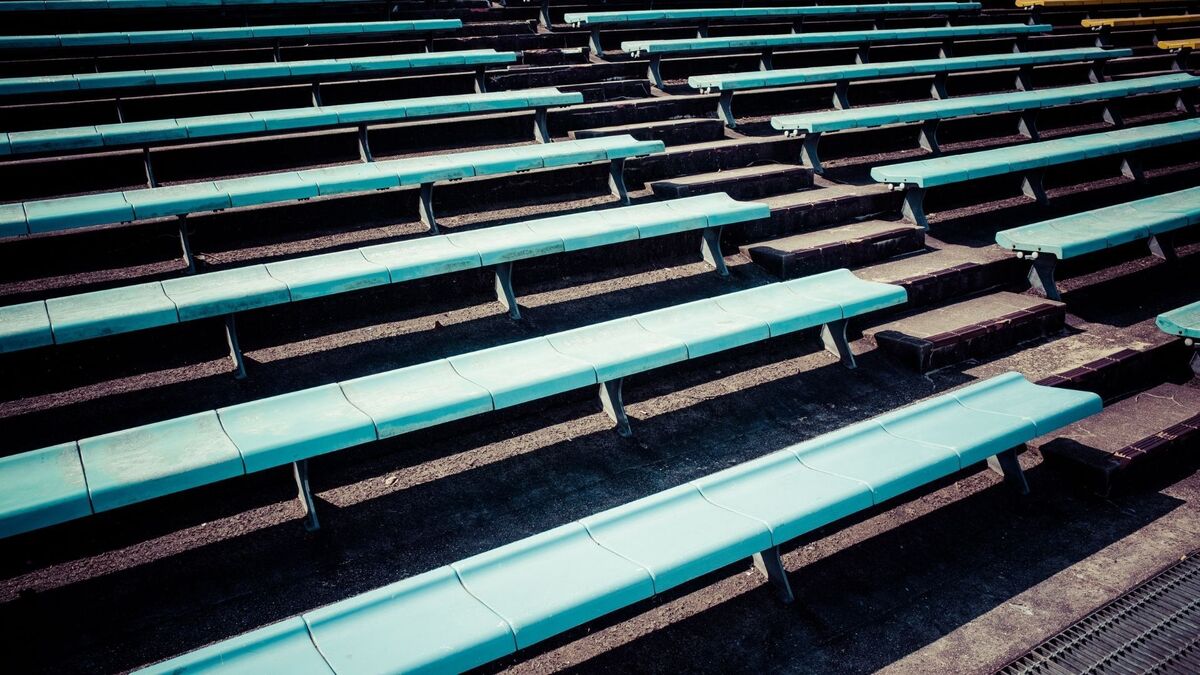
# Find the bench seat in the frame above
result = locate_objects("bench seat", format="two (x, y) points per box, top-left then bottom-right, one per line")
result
(0, 19), (460, 50)
(1083, 14), (1200, 29)
(133, 371), (1101, 675)
(0, 0), (392, 9)
(565, 4), (982, 53)
(0, 193), (759, 357)
(1157, 301), (1200, 339)
(0, 49), (516, 98)
(624, 23), (1051, 87)
(0, 88), (582, 156)
(772, 73), (1197, 171)
(0, 134), (663, 240)
(692, 46), (1132, 127)
(1160, 38), (1200, 50)
(995, 185), (1200, 300)
(0, 268), (906, 539)
(871, 117), (1200, 228)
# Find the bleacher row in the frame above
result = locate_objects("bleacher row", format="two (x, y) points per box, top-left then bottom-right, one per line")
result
(0, 0), (1197, 672)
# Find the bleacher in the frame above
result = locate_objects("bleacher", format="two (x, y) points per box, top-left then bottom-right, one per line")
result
(0, 0), (1197, 672)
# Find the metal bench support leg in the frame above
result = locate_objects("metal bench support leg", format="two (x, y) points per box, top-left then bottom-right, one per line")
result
(790, 18), (804, 34)
(832, 80), (850, 110)
(856, 45), (870, 65)
(293, 459), (321, 531)
(143, 147), (158, 188)
(1190, 346), (1200, 377)
(987, 447), (1030, 496)
(648, 55), (665, 88)
(538, 0), (550, 27)
(700, 226), (728, 276)
(717, 90), (736, 127)
(760, 49), (775, 71)
(357, 124), (374, 162)
(696, 21), (709, 39)
(1120, 156), (1145, 183)
(1102, 103), (1124, 128)
(752, 546), (795, 604)
(1021, 169), (1048, 205)
(177, 215), (196, 274)
(918, 119), (941, 155)
(1027, 254), (1061, 301)
(1012, 36), (1027, 54)
(533, 107), (551, 143)
(800, 131), (824, 173)
(900, 187), (929, 229)
(224, 314), (247, 379)
(599, 378), (632, 437)
(1087, 62), (1105, 83)
(418, 182), (438, 233)
(1148, 234), (1177, 262)
(1015, 65), (1033, 91)
(930, 72), (949, 99)
(494, 262), (521, 320)
(608, 158), (631, 204)
(310, 82), (323, 107)
(1176, 92), (1196, 114)
(938, 40), (953, 58)
(821, 318), (857, 369)
(474, 66), (487, 94)
(589, 28), (603, 55)
(1018, 110), (1039, 140)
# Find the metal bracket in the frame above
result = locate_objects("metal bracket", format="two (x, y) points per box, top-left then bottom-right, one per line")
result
(1176, 91), (1196, 114)
(1102, 103), (1124, 128)
(800, 131), (824, 174)
(310, 81), (323, 107)
(759, 49), (775, 71)
(821, 318), (857, 369)
(599, 379), (632, 437)
(1026, 253), (1060, 301)
(696, 20), (710, 38)
(177, 215), (196, 275)
(533, 107), (551, 143)
(832, 80), (850, 110)
(1014, 65), (1034, 91)
(418, 182), (437, 233)
(856, 44), (870, 65)
(293, 459), (321, 531)
(357, 124), (374, 162)
(1087, 62), (1105, 84)
(1017, 110), (1039, 140)
(986, 447), (1030, 496)
(225, 314), (247, 379)
(717, 90), (737, 127)
(1020, 169), (1048, 205)
(647, 55), (666, 88)
(608, 157), (631, 204)
(930, 72), (949, 100)
(494, 262), (520, 320)
(700, 226), (728, 276)
(918, 119), (941, 155)
(1120, 156), (1145, 183)
(1148, 234), (1177, 262)
(1190, 346), (1200, 377)
(474, 65), (488, 94)
(538, 0), (551, 27)
(900, 187), (929, 229)
(938, 39), (953, 58)
(752, 546), (795, 604)
(790, 18), (804, 34)
(587, 28), (604, 55)
(1012, 35), (1027, 54)
(143, 147), (158, 188)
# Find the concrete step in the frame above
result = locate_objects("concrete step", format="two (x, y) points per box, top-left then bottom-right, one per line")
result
(1037, 383), (1200, 496)
(649, 163), (812, 201)
(864, 291), (1066, 373)
(740, 219), (923, 280)
(856, 244), (1025, 309)
(570, 118), (727, 146)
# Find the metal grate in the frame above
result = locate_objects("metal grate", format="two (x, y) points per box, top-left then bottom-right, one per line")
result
(999, 552), (1200, 675)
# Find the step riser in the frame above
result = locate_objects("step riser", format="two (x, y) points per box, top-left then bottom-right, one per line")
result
(892, 257), (1027, 310)
(745, 227), (924, 280)
(764, 188), (901, 238)
(870, 302), (1065, 373)
(631, 137), (802, 184)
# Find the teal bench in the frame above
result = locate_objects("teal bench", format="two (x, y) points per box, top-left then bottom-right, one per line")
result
(564, 4), (982, 55)
(131, 371), (1101, 674)
(0, 19), (461, 52)
(0, 193), (765, 375)
(0, 0), (393, 9)
(1157, 300), (1200, 374)
(0, 268), (907, 538)
(0, 134), (663, 271)
(693, 46), (1132, 128)
(623, 23), (1052, 88)
(0, 87), (583, 159)
(871, 117), (1200, 229)
(0, 49), (516, 100)
(773, 72), (1197, 173)
(995, 185), (1199, 300)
